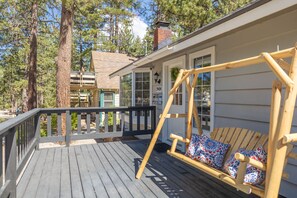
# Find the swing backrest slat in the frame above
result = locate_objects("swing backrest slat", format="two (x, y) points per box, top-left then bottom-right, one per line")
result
(210, 128), (268, 163)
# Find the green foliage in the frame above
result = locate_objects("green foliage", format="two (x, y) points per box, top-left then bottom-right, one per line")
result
(155, 0), (253, 37)
(71, 112), (78, 130)
(170, 67), (180, 81)
(108, 112), (114, 126)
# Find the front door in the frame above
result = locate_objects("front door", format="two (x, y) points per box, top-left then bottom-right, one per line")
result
(162, 56), (186, 151)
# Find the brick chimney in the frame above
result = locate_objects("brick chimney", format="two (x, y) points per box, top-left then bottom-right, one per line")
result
(153, 21), (172, 51)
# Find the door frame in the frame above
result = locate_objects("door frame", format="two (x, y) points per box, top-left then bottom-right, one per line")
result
(162, 55), (186, 148)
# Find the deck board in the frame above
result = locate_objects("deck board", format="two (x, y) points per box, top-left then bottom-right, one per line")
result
(17, 140), (257, 198)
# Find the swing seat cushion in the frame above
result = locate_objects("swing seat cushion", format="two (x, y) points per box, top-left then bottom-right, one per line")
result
(223, 146), (267, 185)
(186, 134), (230, 169)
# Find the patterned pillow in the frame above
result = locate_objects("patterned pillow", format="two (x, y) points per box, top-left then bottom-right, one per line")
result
(185, 134), (200, 158)
(185, 134), (230, 169)
(223, 146), (267, 185)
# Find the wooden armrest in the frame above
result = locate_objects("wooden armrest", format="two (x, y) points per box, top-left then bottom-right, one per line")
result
(283, 133), (297, 144)
(235, 153), (266, 171)
(169, 134), (191, 153)
(169, 133), (190, 143)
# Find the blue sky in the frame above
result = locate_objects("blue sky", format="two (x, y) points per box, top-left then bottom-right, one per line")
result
(131, 0), (154, 39)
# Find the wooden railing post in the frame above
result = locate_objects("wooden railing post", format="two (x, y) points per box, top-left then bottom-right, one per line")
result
(34, 113), (40, 150)
(66, 111), (71, 147)
(5, 128), (17, 197)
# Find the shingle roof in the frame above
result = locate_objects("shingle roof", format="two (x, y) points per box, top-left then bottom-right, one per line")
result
(91, 51), (135, 90)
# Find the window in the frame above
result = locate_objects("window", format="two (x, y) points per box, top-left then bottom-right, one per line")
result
(120, 73), (132, 106)
(135, 72), (150, 106)
(104, 92), (113, 107)
(193, 54), (212, 131)
(171, 73), (183, 106)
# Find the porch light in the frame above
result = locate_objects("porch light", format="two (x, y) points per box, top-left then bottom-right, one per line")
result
(154, 72), (161, 84)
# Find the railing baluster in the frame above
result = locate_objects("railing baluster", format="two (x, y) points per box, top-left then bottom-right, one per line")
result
(113, 112), (117, 132)
(25, 121), (27, 150)
(66, 111), (71, 147)
(121, 112), (125, 132)
(96, 113), (100, 133)
(34, 114), (40, 150)
(34, 113), (40, 150)
(47, 113), (51, 137)
(0, 137), (2, 187)
(21, 125), (24, 159)
(77, 113), (81, 134)
(144, 110), (148, 131)
(17, 128), (21, 163)
(151, 107), (156, 132)
(129, 110), (133, 132)
(105, 112), (108, 132)
(57, 113), (62, 136)
(87, 114), (90, 133)
(5, 128), (17, 197)
(137, 110), (140, 131)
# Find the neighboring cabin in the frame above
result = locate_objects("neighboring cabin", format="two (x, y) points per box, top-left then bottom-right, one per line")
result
(110, 0), (297, 197)
(90, 52), (135, 108)
(70, 52), (135, 108)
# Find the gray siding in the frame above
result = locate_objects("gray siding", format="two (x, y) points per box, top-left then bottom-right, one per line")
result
(214, 8), (297, 197)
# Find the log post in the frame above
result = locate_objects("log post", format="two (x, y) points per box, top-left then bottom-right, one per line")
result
(185, 76), (194, 142)
(185, 75), (203, 135)
(136, 69), (185, 179)
(266, 80), (282, 184)
(265, 46), (297, 198)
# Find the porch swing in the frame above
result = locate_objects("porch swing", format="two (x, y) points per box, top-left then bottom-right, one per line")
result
(136, 44), (297, 198)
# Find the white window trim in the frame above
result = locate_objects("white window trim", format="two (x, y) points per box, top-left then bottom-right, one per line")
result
(133, 69), (153, 106)
(189, 46), (215, 134)
(119, 69), (153, 107)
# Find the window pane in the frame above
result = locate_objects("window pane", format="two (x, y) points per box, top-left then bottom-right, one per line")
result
(203, 55), (211, 67)
(134, 72), (150, 107)
(194, 57), (202, 68)
(104, 93), (113, 100)
(104, 102), (113, 108)
(203, 72), (211, 85)
(202, 116), (211, 130)
(135, 73), (142, 81)
(136, 82), (142, 90)
(120, 73), (132, 106)
(143, 82), (150, 89)
(143, 73), (150, 81)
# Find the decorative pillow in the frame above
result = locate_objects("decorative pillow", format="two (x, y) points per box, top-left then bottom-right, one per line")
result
(185, 134), (200, 158)
(223, 146), (267, 185)
(185, 134), (230, 169)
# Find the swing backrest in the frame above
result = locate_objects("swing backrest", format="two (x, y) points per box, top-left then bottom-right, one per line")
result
(210, 128), (268, 163)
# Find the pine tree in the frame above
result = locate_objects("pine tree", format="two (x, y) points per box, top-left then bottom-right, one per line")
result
(155, 0), (253, 37)
(27, 0), (38, 111)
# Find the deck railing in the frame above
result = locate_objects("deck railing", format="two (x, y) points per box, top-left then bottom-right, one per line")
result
(0, 106), (156, 197)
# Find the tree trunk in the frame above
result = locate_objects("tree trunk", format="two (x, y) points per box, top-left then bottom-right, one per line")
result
(56, 0), (74, 135)
(115, 15), (119, 53)
(79, 32), (83, 69)
(27, 1), (38, 111)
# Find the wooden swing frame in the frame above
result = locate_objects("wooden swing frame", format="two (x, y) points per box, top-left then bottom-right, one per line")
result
(136, 44), (297, 198)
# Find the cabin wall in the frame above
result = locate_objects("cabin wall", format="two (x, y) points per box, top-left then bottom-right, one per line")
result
(212, 9), (297, 197)
(146, 7), (297, 197)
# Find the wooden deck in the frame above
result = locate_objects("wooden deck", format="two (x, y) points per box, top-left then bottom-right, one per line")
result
(17, 140), (257, 198)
